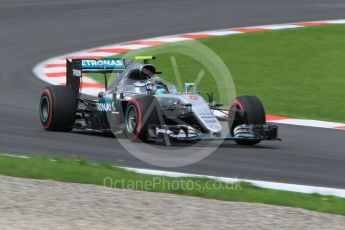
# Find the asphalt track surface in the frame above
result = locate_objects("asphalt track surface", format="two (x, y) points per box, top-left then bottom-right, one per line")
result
(1, 0), (345, 188)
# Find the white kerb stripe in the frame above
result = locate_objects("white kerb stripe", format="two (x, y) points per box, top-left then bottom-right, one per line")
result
(73, 52), (117, 57)
(122, 167), (345, 198)
(260, 24), (303, 30)
(271, 119), (345, 129)
(324, 19), (345, 24)
(96, 44), (152, 50)
(140, 36), (193, 42)
(194, 31), (243, 36)
(43, 67), (66, 73)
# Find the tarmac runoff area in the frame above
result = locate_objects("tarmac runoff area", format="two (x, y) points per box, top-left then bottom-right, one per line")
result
(0, 175), (344, 229)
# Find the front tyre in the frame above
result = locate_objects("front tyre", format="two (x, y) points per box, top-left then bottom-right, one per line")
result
(39, 86), (77, 131)
(228, 96), (266, 146)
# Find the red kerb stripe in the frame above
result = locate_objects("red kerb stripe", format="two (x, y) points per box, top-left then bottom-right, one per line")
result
(127, 41), (165, 46)
(45, 72), (65, 77)
(45, 64), (66, 68)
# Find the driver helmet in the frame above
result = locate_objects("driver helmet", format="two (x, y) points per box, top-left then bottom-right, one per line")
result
(152, 77), (167, 95)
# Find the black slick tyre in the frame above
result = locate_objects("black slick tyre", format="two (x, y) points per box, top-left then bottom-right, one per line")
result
(39, 85), (77, 131)
(228, 96), (266, 146)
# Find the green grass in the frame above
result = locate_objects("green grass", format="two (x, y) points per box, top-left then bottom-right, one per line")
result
(1, 154), (345, 216)
(91, 24), (345, 122)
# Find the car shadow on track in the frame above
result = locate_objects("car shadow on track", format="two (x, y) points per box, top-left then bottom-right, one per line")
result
(72, 130), (115, 138)
(72, 130), (280, 149)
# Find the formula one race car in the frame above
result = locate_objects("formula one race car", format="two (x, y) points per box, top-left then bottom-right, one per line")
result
(39, 56), (279, 145)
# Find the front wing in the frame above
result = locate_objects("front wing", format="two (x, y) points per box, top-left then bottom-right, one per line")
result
(147, 124), (280, 142)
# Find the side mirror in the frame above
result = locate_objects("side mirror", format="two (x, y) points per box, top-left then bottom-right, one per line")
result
(184, 82), (196, 93)
(98, 91), (105, 98)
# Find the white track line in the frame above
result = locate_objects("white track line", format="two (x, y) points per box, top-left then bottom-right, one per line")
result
(1, 154), (30, 159)
(123, 167), (345, 198)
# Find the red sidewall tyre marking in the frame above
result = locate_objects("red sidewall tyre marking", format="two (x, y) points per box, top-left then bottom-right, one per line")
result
(231, 99), (245, 111)
(230, 99), (247, 123)
(129, 99), (142, 140)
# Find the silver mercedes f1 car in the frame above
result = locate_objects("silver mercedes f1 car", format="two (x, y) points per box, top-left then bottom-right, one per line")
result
(39, 56), (279, 145)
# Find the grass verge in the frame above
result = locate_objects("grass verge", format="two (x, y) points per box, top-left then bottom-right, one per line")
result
(91, 24), (345, 123)
(1, 154), (345, 216)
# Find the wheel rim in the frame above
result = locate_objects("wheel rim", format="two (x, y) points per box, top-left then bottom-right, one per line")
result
(126, 105), (138, 133)
(40, 96), (50, 122)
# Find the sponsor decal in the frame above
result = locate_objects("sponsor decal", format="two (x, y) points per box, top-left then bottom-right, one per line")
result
(96, 102), (115, 112)
(72, 69), (82, 77)
(156, 127), (173, 135)
(188, 95), (198, 100)
(199, 113), (215, 119)
(82, 59), (124, 69)
(201, 116), (215, 119)
(204, 119), (218, 123)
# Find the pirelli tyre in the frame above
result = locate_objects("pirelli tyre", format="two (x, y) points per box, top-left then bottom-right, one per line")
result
(39, 86), (77, 131)
(124, 95), (162, 142)
(228, 96), (266, 145)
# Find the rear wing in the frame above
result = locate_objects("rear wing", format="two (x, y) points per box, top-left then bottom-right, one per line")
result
(66, 59), (126, 97)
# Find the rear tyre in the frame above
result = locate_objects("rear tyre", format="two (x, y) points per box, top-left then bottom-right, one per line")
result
(39, 86), (77, 131)
(228, 96), (266, 145)
(124, 95), (162, 142)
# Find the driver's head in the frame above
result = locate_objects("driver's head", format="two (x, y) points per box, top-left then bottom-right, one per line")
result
(152, 77), (167, 95)
(152, 77), (164, 85)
